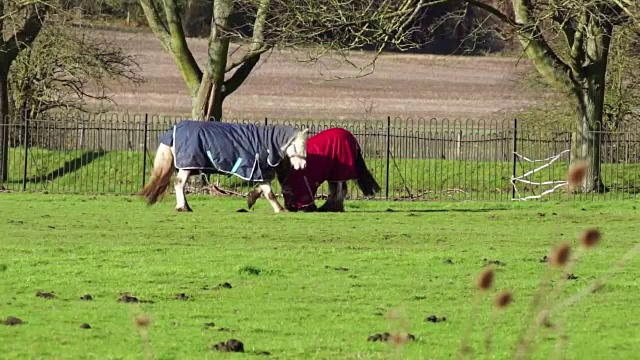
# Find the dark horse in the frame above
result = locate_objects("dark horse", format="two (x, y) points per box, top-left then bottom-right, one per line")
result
(247, 127), (381, 212)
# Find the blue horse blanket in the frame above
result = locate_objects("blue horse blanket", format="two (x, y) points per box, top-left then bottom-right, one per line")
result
(160, 121), (300, 182)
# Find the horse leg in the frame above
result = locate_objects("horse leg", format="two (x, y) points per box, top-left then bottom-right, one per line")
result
(174, 169), (193, 212)
(259, 182), (286, 213)
(318, 181), (338, 212)
(247, 186), (263, 209)
(334, 181), (347, 212)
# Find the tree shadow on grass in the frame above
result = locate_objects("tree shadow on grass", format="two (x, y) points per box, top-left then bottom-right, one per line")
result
(12, 150), (108, 184)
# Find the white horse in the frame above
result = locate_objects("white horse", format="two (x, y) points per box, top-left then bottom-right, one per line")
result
(141, 121), (308, 213)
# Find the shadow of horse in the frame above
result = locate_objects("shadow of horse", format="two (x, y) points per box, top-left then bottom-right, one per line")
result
(19, 150), (107, 184)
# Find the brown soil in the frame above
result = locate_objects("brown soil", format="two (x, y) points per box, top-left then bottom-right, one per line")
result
(35, 291), (55, 299)
(211, 339), (245, 353)
(118, 292), (154, 303)
(425, 315), (447, 323)
(483, 259), (506, 267)
(88, 29), (541, 122)
(174, 293), (190, 301)
(368, 332), (415, 342)
(2, 316), (23, 326)
(215, 282), (233, 290)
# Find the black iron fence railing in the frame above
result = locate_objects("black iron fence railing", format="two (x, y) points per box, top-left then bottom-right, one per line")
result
(1, 113), (638, 202)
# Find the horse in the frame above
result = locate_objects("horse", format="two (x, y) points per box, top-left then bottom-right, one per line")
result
(140, 120), (308, 213)
(246, 127), (380, 212)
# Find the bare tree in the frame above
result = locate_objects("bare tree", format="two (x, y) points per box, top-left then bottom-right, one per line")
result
(11, 24), (144, 119)
(451, 0), (640, 193)
(138, 0), (432, 122)
(511, 23), (640, 131)
(0, 0), (48, 182)
(0, 1), (144, 183)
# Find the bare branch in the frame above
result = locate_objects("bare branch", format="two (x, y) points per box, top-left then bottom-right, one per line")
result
(224, 54), (260, 97)
(139, 0), (171, 49)
(10, 24), (144, 118)
(139, 0), (202, 95)
(0, 1), (5, 44)
(567, 9), (587, 75)
(1, 2), (48, 68)
(463, 0), (517, 26)
(225, 47), (270, 73)
(225, 0), (271, 73)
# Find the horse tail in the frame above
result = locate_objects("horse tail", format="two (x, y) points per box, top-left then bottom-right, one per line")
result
(140, 143), (174, 205)
(354, 146), (381, 197)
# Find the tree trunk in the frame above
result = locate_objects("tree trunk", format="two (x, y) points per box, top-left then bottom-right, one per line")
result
(569, 20), (612, 193)
(191, 0), (233, 121)
(191, 77), (224, 121)
(571, 104), (605, 193)
(571, 73), (608, 193)
(0, 68), (9, 183)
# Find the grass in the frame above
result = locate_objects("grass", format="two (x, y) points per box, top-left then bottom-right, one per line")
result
(4, 147), (640, 202)
(1, 194), (639, 359)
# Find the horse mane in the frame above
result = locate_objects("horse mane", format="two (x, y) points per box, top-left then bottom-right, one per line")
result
(280, 127), (309, 154)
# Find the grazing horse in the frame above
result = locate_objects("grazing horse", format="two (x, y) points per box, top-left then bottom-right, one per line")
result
(140, 120), (308, 213)
(247, 127), (380, 212)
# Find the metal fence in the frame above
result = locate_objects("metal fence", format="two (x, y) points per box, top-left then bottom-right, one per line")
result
(1, 112), (639, 202)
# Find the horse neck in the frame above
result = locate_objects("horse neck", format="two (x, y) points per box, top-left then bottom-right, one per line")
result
(275, 160), (292, 183)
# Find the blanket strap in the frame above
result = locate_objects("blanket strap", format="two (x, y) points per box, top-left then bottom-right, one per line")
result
(231, 158), (243, 174)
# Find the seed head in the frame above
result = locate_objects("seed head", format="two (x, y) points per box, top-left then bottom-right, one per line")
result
(386, 309), (401, 321)
(135, 315), (151, 328)
(567, 161), (588, 190)
(477, 267), (495, 291)
(390, 332), (412, 345)
(495, 290), (513, 309)
(580, 228), (601, 248)
(549, 242), (571, 267)
(538, 310), (553, 328)
(591, 281), (604, 293)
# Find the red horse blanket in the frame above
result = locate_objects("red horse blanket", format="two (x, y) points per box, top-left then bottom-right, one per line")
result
(281, 127), (359, 210)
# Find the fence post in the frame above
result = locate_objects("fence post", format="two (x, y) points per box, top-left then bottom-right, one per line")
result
(264, 117), (268, 126)
(22, 111), (29, 191)
(142, 113), (149, 189)
(456, 130), (462, 160)
(385, 116), (391, 199)
(511, 118), (518, 200)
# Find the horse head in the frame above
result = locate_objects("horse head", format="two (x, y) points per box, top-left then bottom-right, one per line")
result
(274, 154), (316, 212)
(281, 128), (308, 170)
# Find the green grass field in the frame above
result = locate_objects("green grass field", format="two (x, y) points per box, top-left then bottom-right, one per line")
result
(1, 194), (639, 359)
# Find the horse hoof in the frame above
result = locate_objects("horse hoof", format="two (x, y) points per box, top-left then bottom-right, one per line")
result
(302, 204), (318, 212)
(176, 206), (193, 212)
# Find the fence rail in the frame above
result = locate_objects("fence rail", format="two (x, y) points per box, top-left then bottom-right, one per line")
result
(1, 113), (639, 202)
